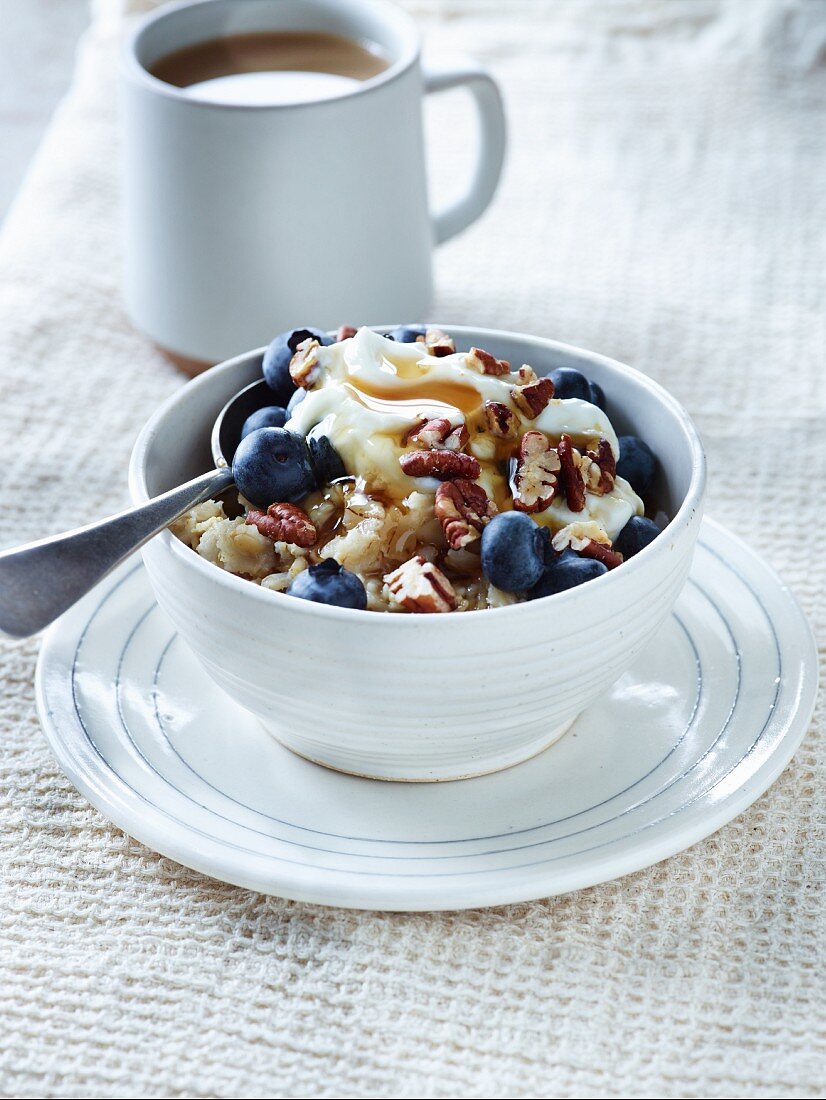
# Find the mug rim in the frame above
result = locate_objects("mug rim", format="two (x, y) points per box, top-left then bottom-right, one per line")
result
(122, 0), (421, 112)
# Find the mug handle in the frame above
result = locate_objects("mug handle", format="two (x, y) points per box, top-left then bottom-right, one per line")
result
(423, 56), (506, 245)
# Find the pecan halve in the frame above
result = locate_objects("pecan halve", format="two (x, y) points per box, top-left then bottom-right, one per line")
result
(289, 338), (321, 388)
(418, 327), (455, 357)
(512, 377), (555, 419)
(384, 555), (458, 613)
(399, 449), (480, 480)
(582, 437), (616, 495)
(510, 431), (561, 513)
(484, 401), (519, 438)
(466, 346), (511, 376)
(435, 479), (497, 549)
(552, 520), (622, 569)
(556, 434), (586, 512)
(407, 417), (469, 452)
(245, 503), (317, 548)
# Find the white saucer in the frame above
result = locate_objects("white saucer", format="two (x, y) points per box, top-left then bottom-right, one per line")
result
(36, 518), (817, 911)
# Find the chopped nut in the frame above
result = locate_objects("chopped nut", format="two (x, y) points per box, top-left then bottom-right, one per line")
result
(289, 338), (321, 388)
(580, 540), (623, 569)
(435, 479), (497, 549)
(399, 449), (480, 480)
(512, 376), (555, 419)
(552, 520), (611, 550)
(515, 365), (538, 385)
(336, 324), (357, 342)
(406, 417), (449, 447)
(581, 437), (616, 495)
(407, 417), (469, 452)
(510, 431), (560, 513)
(557, 434), (586, 512)
(552, 520), (622, 568)
(419, 327), (455, 357)
(385, 555), (458, 613)
(444, 423), (469, 451)
(466, 346), (511, 376)
(245, 503), (317, 548)
(484, 401), (519, 438)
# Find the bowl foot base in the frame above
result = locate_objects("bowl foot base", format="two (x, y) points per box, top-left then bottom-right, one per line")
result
(259, 716), (578, 783)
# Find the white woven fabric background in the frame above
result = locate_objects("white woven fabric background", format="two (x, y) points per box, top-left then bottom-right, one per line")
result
(1, 1), (824, 1097)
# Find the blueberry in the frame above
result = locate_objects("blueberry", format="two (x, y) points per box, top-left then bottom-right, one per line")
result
(232, 427), (315, 508)
(480, 512), (545, 593)
(549, 367), (591, 402)
(613, 516), (660, 559)
(528, 554), (608, 599)
(616, 436), (657, 496)
(308, 433), (346, 484)
(537, 525), (555, 566)
(386, 325), (426, 343)
(240, 405), (288, 439)
(588, 380), (607, 411)
(262, 327), (332, 404)
(288, 559), (367, 610)
(287, 388), (306, 414)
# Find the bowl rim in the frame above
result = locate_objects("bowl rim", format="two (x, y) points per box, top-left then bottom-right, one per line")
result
(129, 325), (707, 626)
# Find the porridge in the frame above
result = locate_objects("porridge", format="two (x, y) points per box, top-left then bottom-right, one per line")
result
(172, 325), (662, 611)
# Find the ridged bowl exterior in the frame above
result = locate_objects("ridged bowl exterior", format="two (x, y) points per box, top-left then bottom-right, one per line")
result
(130, 328), (706, 781)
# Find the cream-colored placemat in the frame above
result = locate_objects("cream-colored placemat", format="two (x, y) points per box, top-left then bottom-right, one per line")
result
(1, 2), (823, 1097)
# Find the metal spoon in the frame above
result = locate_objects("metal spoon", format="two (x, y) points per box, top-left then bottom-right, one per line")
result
(0, 377), (273, 638)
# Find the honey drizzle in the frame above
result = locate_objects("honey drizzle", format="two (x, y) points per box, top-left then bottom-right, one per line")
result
(344, 376), (482, 419)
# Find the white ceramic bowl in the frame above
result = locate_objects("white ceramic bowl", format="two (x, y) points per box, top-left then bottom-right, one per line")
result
(129, 327), (706, 781)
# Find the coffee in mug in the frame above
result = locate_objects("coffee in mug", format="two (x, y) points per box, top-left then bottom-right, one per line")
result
(149, 31), (390, 106)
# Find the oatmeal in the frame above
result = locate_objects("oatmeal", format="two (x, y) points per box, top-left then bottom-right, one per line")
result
(172, 325), (663, 611)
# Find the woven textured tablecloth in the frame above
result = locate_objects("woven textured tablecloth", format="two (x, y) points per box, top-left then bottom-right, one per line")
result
(1, 1), (824, 1097)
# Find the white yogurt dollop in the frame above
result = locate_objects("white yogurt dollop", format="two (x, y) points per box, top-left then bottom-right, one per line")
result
(287, 327), (643, 539)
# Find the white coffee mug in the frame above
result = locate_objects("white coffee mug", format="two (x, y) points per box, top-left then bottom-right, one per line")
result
(121, 0), (506, 368)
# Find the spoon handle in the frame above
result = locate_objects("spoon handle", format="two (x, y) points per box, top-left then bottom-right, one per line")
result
(0, 466), (234, 638)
